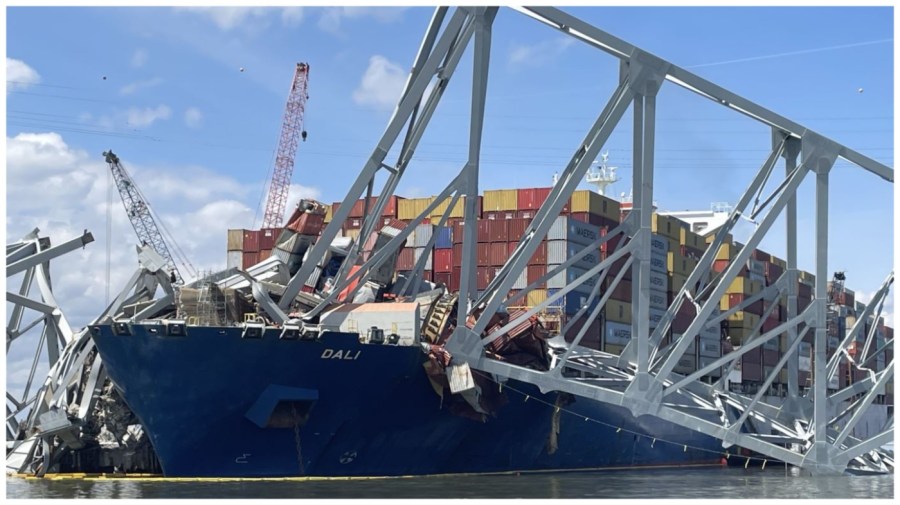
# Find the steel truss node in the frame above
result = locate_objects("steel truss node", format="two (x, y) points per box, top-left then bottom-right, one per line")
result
(275, 7), (892, 475)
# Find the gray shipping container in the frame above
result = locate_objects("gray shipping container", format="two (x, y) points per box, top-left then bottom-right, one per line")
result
(226, 250), (242, 269)
(547, 216), (601, 246)
(648, 269), (668, 293)
(605, 321), (632, 346)
(414, 224), (434, 248)
(698, 355), (723, 378)
(698, 336), (722, 358)
(650, 233), (668, 257)
(650, 255), (667, 274)
(547, 265), (597, 295)
(648, 290), (667, 310)
(413, 247), (433, 270)
(512, 269), (527, 289)
(546, 240), (600, 269)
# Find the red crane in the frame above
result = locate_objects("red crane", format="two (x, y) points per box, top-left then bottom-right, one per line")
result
(261, 62), (310, 228)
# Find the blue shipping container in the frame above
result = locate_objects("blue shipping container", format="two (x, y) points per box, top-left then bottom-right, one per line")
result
(434, 227), (453, 249)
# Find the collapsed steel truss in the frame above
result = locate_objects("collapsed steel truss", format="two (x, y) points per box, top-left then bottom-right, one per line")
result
(268, 7), (893, 474)
(6, 229), (172, 475)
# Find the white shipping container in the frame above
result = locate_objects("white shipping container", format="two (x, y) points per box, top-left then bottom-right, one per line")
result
(413, 247), (433, 270)
(305, 266), (322, 289)
(226, 250), (242, 269)
(671, 334), (697, 356)
(698, 355), (723, 378)
(547, 266), (598, 295)
(700, 320), (720, 340)
(749, 271), (766, 284)
(674, 354), (697, 375)
(699, 336), (722, 358)
(547, 216), (601, 246)
(648, 306), (666, 329)
(512, 269), (527, 289)
(648, 269), (668, 293)
(747, 259), (765, 275)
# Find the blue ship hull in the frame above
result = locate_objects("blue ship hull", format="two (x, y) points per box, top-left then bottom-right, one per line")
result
(91, 324), (723, 477)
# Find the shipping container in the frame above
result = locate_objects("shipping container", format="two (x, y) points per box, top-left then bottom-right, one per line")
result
(517, 210), (535, 220)
(546, 265), (598, 295)
(605, 300), (631, 324)
(526, 288), (548, 307)
(650, 233), (669, 257)
(227, 229), (244, 251)
(512, 268), (527, 290)
(434, 227), (453, 249)
(546, 240), (601, 269)
(396, 248), (415, 271)
(527, 265), (547, 288)
(527, 241), (548, 266)
(506, 218), (531, 242)
(476, 243), (491, 267)
(547, 216), (601, 246)
(483, 189), (518, 212)
(414, 224), (434, 248)
(648, 269), (668, 293)
(517, 187), (552, 210)
(605, 321), (633, 346)
(242, 230), (260, 253)
(433, 249), (452, 273)
(433, 271), (451, 288)
(241, 251), (259, 269)
(413, 247), (433, 270)
(490, 242), (508, 266)
(398, 197), (435, 221)
(226, 250), (242, 269)
(563, 317), (602, 349)
(488, 219), (508, 243)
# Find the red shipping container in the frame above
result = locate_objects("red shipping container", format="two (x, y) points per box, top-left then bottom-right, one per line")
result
(483, 211), (516, 220)
(751, 249), (770, 262)
(488, 219), (509, 242)
(517, 187), (552, 210)
(527, 265), (547, 288)
(507, 218), (531, 242)
(242, 230), (260, 252)
(422, 270), (433, 281)
(452, 243), (463, 267)
(258, 249), (272, 262)
(477, 243), (491, 266)
(451, 267), (461, 292)
(742, 361), (763, 382)
(727, 294), (764, 316)
(763, 349), (779, 366)
(434, 249), (452, 273)
(477, 267), (494, 290)
(242, 251), (259, 269)
(798, 371), (811, 386)
(527, 241), (548, 266)
(259, 228), (278, 250)
(433, 271), (451, 287)
(609, 279), (632, 302)
(765, 261), (784, 284)
(517, 210), (536, 220)
(508, 242), (518, 258)
(453, 221), (465, 244)
(741, 347), (762, 364)
(490, 243), (508, 266)
(477, 221), (491, 242)
(396, 248), (415, 270)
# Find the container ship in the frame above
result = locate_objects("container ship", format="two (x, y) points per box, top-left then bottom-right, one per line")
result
(89, 186), (893, 477)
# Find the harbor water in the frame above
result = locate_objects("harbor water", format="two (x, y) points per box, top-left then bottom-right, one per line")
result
(7, 466), (893, 499)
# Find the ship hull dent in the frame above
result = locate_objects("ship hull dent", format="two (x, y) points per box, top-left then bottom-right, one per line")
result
(92, 325), (722, 477)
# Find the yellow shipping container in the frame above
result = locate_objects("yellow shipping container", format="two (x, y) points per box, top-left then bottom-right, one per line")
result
(679, 228), (704, 250)
(667, 250), (693, 276)
(569, 190), (621, 221)
(398, 197), (435, 221)
(799, 270), (816, 285)
(651, 214), (679, 239)
(726, 326), (758, 344)
(324, 204), (333, 223)
(344, 229), (361, 240)
(728, 310), (761, 328)
(726, 277), (762, 295)
(227, 229), (244, 251)
(604, 343), (626, 355)
(705, 232), (733, 245)
(527, 288), (548, 307)
(770, 256), (787, 269)
(431, 195), (470, 219)
(483, 189), (518, 212)
(714, 242), (742, 261)
(605, 299), (632, 324)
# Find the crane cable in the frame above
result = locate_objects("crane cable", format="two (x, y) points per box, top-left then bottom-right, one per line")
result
(129, 179), (198, 280)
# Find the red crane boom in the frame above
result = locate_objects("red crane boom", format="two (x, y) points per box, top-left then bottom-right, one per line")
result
(262, 62), (310, 228)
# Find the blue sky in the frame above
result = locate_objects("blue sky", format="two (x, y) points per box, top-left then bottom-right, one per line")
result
(4, 6), (894, 389)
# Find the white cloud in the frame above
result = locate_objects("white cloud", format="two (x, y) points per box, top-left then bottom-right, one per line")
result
(318, 7), (405, 34)
(5, 131), (325, 399)
(125, 105), (172, 127)
(131, 48), (148, 68)
(281, 7), (305, 26)
(509, 37), (575, 67)
(184, 107), (203, 128)
(179, 7), (306, 31)
(119, 77), (163, 95)
(854, 290), (894, 327)
(352, 55), (407, 111)
(7, 57), (41, 91)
